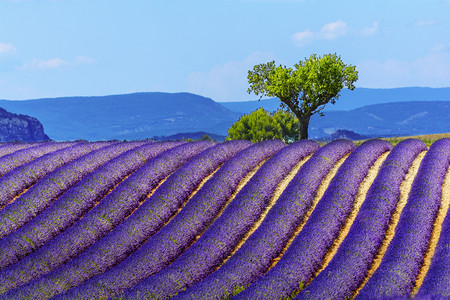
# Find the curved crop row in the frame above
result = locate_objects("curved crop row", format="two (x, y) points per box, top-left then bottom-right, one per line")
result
(0, 141), (144, 239)
(357, 138), (450, 298)
(0, 141), (151, 270)
(418, 140), (450, 297)
(122, 140), (318, 300)
(0, 140), (185, 294)
(0, 143), (38, 159)
(6, 140), (249, 299)
(0, 142), (76, 177)
(298, 139), (427, 299)
(56, 139), (279, 299)
(236, 139), (392, 299)
(0, 139), (448, 300)
(0, 142), (108, 208)
(178, 139), (356, 299)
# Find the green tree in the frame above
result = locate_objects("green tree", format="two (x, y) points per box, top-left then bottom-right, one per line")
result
(247, 53), (358, 140)
(272, 109), (298, 143)
(226, 108), (298, 143)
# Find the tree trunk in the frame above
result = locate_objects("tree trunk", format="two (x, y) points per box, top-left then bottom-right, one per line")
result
(298, 115), (310, 140)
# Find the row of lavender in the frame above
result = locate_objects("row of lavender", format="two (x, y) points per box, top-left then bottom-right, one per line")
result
(0, 140), (275, 298)
(177, 138), (356, 299)
(233, 139), (393, 299)
(0, 138), (449, 299)
(298, 138), (427, 299)
(356, 138), (450, 299)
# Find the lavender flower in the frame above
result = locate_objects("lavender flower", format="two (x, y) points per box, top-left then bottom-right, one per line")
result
(5, 141), (243, 299)
(177, 139), (354, 300)
(297, 139), (427, 300)
(358, 138), (450, 298)
(121, 140), (319, 300)
(236, 139), (392, 300)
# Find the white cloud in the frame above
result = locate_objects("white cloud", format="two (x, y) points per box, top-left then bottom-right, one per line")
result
(292, 20), (381, 47)
(0, 43), (16, 55)
(186, 52), (276, 101)
(414, 19), (436, 27)
(360, 22), (379, 36)
(20, 56), (95, 70)
(292, 20), (348, 46)
(357, 53), (450, 88)
(320, 20), (348, 40)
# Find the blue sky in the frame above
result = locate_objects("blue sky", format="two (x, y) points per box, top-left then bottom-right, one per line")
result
(1, 0), (449, 101)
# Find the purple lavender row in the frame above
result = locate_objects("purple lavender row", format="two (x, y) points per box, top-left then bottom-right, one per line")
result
(0, 142), (76, 177)
(0, 143), (38, 158)
(357, 138), (450, 298)
(9, 141), (243, 300)
(418, 145), (450, 298)
(59, 140), (276, 300)
(0, 142), (106, 208)
(0, 141), (186, 295)
(236, 139), (392, 300)
(0, 142), (131, 240)
(0, 141), (150, 271)
(420, 205), (450, 300)
(178, 139), (355, 300)
(122, 140), (318, 300)
(297, 139), (427, 300)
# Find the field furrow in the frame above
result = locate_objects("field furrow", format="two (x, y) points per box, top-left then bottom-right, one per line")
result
(297, 139), (427, 299)
(0, 142), (76, 178)
(0, 142), (108, 209)
(236, 139), (392, 299)
(0, 138), (448, 300)
(121, 140), (317, 300)
(0, 141), (149, 271)
(356, 138), (450, 298)
(5, 141), (246, 299)
(177, 139), (354, 300)
(55, 140), (278, 299)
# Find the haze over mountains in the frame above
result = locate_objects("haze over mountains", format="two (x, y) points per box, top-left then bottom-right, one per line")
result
(0, 87), (449, 141)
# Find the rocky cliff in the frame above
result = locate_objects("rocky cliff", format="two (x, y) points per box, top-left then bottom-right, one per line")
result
(0, 107), (51, 142)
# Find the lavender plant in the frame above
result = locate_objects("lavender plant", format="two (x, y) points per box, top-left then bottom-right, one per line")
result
(0, 141), (150, 271)
(0, 143), (38, 158)
(0, 142), (132, 239)
(0, 141), (185, 294)
(236, 139), (392, 300)
(357, 138), (450, 298)
(0, 142), (106, 208)
(56, 140), (277, 300)
(4, 141), (243, 299)
(416, 140), (450, 298)
(121, 140), (318, 300)
(297, 139), (427, 299)
(177, 139), (355, 300)
(0, 142), (76, 177)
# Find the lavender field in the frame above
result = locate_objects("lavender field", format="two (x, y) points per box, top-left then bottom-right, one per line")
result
(0, 138), (449, 300)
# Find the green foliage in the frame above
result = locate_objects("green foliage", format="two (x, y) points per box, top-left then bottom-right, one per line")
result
(226, 108), (298, 143)
(247, 53), (358, 140)
(200, 134), (213, 141)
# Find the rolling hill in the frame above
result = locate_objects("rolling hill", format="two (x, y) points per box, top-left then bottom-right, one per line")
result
(0, 88), (448, 141)
(0, 93), (241, 141)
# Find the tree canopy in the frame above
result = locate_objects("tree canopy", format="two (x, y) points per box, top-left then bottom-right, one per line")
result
(247, 53), (358, 140)
(226, 108), (298, 143)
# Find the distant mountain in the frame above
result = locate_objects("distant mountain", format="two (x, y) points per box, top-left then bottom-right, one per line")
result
(308, 101), (450, 139)
(153, 131), (225, 142)
(0, 91), (448, 141)
(220, 87), (450, 113)
(0, 93), (241, 141)
(320, 130), (371, 142)
(0, 107), (50, 142)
